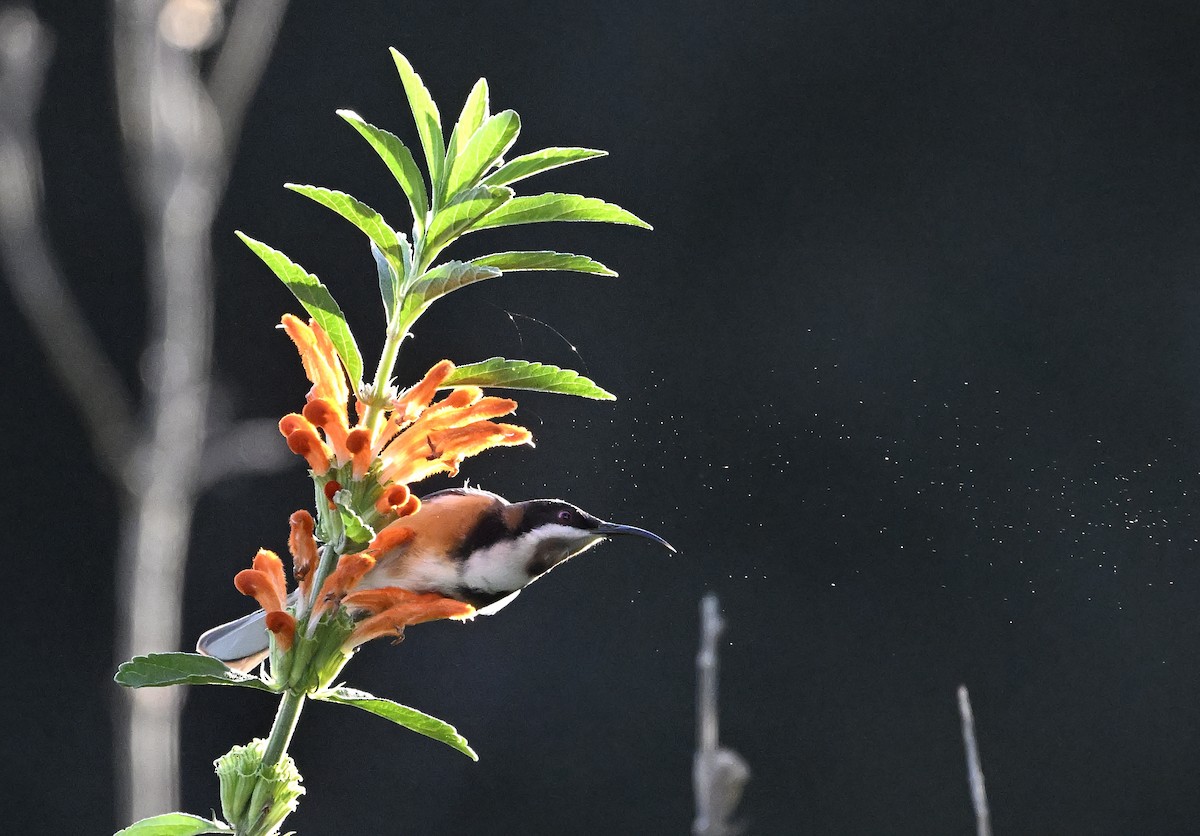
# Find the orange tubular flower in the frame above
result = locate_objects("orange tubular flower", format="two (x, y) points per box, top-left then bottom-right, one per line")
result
(288, 510), (319, 597)
(366, 522), (415, 555)
(311, 552), (376, 620)
(342, 587), (476, 648)
(233, 549), (296, 651)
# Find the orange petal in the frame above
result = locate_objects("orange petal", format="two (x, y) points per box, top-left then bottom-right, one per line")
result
(303, 399), (351, 461)
(265, 611), (297, 652)
(311, 552), (376, 619)
(323, 480), (341, 511)
(281, 315), (348, 406)
(288, 510), (318, 596)
(235, 568), (285, 614)
(382, 420), (532, 484)
(374, 483), (410, 515)
(251, 549), (288, 602)
(367, 522), (415, 555)
(344, 589), (475, 648)
(345, 427), (373, 479)
(310, 320), (351, 406)
(278, 413), (313, 437)
(285, 426), (332, 474)
(392, 360), (455, 424)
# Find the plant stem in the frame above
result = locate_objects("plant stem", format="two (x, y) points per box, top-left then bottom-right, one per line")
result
(261, 689), (306, 768)
(361, 236), (429, 431)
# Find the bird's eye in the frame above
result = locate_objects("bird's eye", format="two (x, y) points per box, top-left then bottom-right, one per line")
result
(557, 510), (573, 523)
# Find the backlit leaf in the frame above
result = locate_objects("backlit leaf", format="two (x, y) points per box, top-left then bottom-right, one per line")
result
(285, 184), (407, 285)
(444, 110), (521, 201)
(337, 109), (430, 233)
(443, 78), (490, 197)
(442, 358), (615, 400)
(468, 192), (650, 232)
(316, 685), (477, 760)
(115, 653), (275, 691)
(424, 184), (512, 254)
(470, 250), (615, 276)
(401, 260), (502, 320)
(114, 812), (233, 835)
(483, 147), (606, 187)
(235, 232), (364, 387)
(390, 48), (445, 193)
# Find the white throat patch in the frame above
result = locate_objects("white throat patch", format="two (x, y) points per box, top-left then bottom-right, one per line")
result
(461, 523), (603, 594)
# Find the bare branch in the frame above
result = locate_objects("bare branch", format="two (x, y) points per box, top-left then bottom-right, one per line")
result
(199, 415), (295, 489)
(0, 7), (136, 485)
(207, 0), (289, 180)
(693, 593), (750, 836)
(957, 684), (993, 836)
(109, 0), (288, 820)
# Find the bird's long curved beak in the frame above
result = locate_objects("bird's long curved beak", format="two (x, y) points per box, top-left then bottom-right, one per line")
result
(594, 521), (677, 552)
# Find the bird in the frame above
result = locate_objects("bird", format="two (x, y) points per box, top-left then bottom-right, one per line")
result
(197, 487), (674, 669)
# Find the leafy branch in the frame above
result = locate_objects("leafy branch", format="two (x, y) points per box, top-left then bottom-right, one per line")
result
(240, 46), (650, 423)
(115, 48), (651, 836)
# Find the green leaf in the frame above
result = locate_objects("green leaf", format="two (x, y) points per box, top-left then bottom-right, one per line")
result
(444, 110), (521, 201)
(115, 812), (233, 836)
(470, 250), (615, 276)
(316, 685), (477, 760)
(390, 48), (445, 194)
(468, 193), (651, 232)
(332, 488), (376, 546)
(401, 260), (502, 321)
(115, 653), (276, 691)
(284, 184), (408, 284)
(484, 147), (607, 187)
(337, 109), (430, 233)
(444, 78), (490, 194)
(372, 242), (401, 318)
(424, 184), (513, 254)
(443, 358), (616, 400)
(236, 232), (364, 387)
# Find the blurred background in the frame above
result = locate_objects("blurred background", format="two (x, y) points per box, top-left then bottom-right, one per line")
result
(5, 0), (1200, 833)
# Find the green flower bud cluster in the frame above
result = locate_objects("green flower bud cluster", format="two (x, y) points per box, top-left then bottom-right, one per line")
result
(215, 739), (305, 836)
(268, 606), (356, 694)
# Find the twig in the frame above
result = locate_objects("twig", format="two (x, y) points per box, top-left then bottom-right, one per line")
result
(109, 0), (289, 821)
(0, 7), (135, 485)
(199, 416), (295, 489)
(957, 684), (993, 836)
(693, 593), (750, 836)
(207, 0), (289, 166)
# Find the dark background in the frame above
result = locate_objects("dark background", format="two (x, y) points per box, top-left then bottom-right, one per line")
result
(7, 0), (1200, 833)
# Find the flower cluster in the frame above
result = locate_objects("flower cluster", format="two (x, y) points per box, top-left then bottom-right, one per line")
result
(230, 315), (533, 682)
(234, 514), (473, 661)
(276, 313), (530, 493)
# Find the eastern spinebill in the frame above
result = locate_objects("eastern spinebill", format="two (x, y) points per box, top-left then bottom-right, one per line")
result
(198, 487), (674, 668)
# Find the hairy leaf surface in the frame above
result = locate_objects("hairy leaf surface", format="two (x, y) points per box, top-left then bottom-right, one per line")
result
(468, 192), (650, 231)
(317, 686), (477, 760)
(337, 109), (430, 232)
(115, 653), (275, 691)
(390, 48), (445, 190)
(236, 232), (364, 386)
(470, 250), (615, 276)
(483, 147), (606, 187)
(443, 358), (615, 400)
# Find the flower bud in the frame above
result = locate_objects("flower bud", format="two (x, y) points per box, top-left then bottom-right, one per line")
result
(215, 738), (304, 836)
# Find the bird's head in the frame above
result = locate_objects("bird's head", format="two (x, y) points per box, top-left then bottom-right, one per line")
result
(509, 498), (676, 576)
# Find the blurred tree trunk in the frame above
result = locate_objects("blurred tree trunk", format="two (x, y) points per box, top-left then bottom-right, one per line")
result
(0, 0), (289, 823)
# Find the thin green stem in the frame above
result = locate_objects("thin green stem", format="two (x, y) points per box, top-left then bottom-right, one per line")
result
(361, 231), (433, 431)
(261, 689), (306, 769)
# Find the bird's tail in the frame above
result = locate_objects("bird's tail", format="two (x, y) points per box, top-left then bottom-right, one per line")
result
(196, 607), (274, 673)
